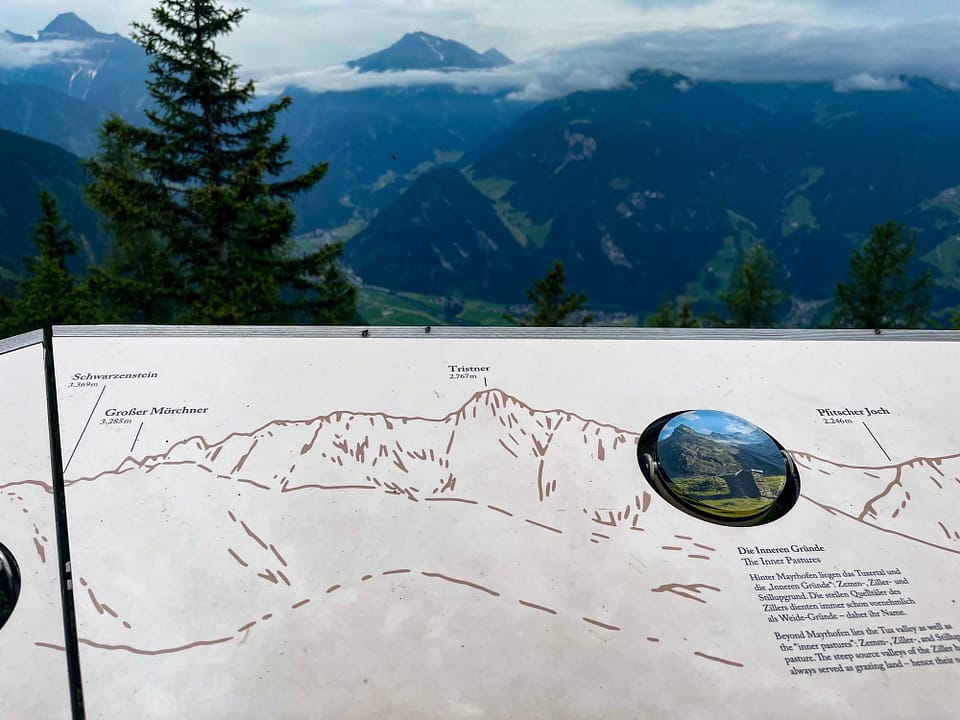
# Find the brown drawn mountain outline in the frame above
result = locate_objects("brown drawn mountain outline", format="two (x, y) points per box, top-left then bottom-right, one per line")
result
(10, 388), (959, 666)
(64, 388), (960, 555)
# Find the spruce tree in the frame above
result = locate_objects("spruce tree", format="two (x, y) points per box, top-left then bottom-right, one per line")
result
(833, 221), (931, 329)
(84, 0), (356, 324)
(86, 125), (184, 323)
(721, 241), (787, 328)
(647, 296), (700, 328)
(506, 261), (592, 327)
(2, 190), (100, 336)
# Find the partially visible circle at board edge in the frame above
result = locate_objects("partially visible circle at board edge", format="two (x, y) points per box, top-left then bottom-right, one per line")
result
(0, 540), (21, 632)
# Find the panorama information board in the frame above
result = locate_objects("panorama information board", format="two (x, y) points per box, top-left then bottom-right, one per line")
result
(5, 326), (960, 718)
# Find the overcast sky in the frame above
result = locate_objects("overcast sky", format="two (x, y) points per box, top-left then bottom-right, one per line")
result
(3, 1), (960, 97)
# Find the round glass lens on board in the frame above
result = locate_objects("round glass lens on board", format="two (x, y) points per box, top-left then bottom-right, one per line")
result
(638, 410), (800, 526)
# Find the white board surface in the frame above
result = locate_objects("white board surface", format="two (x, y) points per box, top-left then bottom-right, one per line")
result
(53, 330), (960, 718)
(0, 335), (71, 719)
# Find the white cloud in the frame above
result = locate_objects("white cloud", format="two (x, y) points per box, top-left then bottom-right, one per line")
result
(253, 20), (960, 101)
(0, 0), (883, 71)
(833, 73), (909, 92)
(810, 0), (960, 18)
(558, 21), (960, 86)
(5, 4), (960, 101)
(0, 34), (94, 69)
(253, 64), (520, 96)
(722, 418), (755, 434)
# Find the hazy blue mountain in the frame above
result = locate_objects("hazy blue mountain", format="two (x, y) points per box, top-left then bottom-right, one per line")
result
(346, 31), (513, 72)
(38, 11), (101, 39)
(350, 71), (960, 322)
(276, 84), (533, 234)
(0, 82), (107, 156)
(344, 167), (532, 300)
(0, 129), (107, 279)
(0, 20), (528, 247)
(278, 32), (522, 236)
(480, 49), (513, 67)
(0, 13), (149, 121)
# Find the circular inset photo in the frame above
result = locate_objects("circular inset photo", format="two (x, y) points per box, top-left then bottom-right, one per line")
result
(0, 541), (21, 632)
(638, 410), (800, 526)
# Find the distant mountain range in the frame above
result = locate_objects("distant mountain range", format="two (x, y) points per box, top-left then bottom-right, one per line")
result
(346, 31), (513, 73)
(0, 17), (526, 242)
(3, 15), (960, 324)
(348, 71), (960, 322)
(281, 32), (518, 233)
(276, 84), (532, 236)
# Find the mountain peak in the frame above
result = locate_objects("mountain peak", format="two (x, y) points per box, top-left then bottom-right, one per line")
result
(346, 32), (513, 73)
(40, 12), (100, 39)
(480, 48), (513, 68)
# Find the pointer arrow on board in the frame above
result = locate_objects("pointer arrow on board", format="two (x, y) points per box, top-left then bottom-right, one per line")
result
(862, 422), (892, 462)
(130, 421), (144, 452)
(65, 385), (107, 473)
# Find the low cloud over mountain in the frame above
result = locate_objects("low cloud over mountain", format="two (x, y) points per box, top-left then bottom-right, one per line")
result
(0, 33), (91, 69)
(257, 21), (960, 100)
(0, 12), (122, 68)
(834, 73), (910, 93)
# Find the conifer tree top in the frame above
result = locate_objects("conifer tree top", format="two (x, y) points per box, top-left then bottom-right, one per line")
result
(84, 1), (356, 325)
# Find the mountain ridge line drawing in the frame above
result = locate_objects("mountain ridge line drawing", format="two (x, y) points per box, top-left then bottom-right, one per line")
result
(55, 387), (960, 555)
